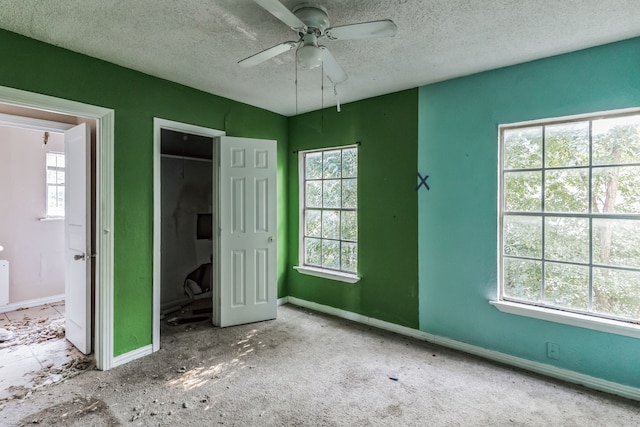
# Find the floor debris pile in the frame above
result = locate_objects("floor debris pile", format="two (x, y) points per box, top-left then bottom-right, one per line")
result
(0, 316), (65, 349)
(17, 396), (119, 426)
(0, 304), (94, 402)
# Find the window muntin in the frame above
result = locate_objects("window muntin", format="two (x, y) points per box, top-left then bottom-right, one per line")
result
(500, 111), (640, 323)
(46, 152), (65, 218)
(301, 146), (357, 274)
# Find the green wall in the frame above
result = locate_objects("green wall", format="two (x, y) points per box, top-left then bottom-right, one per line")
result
(0, 29), (289, 356)
(288, 90), (419, 328)
(418, 37), (640, 387)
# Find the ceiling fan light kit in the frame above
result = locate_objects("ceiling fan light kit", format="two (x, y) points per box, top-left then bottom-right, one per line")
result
(297, 43), (322, 70)
(239, 0), (398, 87)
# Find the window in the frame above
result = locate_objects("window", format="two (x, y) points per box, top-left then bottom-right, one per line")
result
(46, 152), (65, 218)
(296, 146), (358, 282)
(499, 111), (640, 324)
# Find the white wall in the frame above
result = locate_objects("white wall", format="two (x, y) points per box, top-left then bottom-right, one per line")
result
(0, 126), (65, 303)
(161, 156), (213, 306)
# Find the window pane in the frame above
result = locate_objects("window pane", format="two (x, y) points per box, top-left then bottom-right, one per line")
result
(342, 178), (357, 209)
(545, 169), (589, 213)
(305, 210), (321, 237)
(305, 238), (322, 266)
(593, 218), (640, 269)
(545, 217), (589, 264)
(341, 242), (357, 273)
(56, 170), (65, 185)
(322, 240), (340, 269)
(47, 186), (64, 217)
(543, 262), (589, 310)
(592, 268), (640, 320)
(503, 127), (542, 170)
(305, 181), (322, 208)
(503, 258), (542, 302)
(341, 211), (357, 241)
(305, 152), (322, 179)
(323, 180), (341, 208)
(321, 210), (340, 239)
(592, 115), (640, 165)
(47, 169), (57, 183)
(323, 150), (341, 179)
(47, 186), (58, 211)
(503, 215), (541, 258)
(544, 121), (589, 167)
(301, 146), (357, 274)
(592, 166), (640, 214)
(46, 152), (57, 167)
(504, 171), (541, 212)
(342, 148), (357, 178)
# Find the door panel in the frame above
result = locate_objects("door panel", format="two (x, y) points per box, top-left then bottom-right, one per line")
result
(219, 136), (277, 327)
(64, 123), (91, 354)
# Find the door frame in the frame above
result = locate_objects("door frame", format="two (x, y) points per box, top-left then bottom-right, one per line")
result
(0, 85), (115, 370)
(152, 118), (224, 352)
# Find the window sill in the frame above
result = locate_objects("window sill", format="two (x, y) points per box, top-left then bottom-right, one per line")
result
(39, 217), (64, 221)
(490, 300), (640, 339)
(293, 266), (360, 284)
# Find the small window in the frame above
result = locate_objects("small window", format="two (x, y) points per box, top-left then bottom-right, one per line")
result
(298, 146), (358, 277)
(499, 111), (640, 323)
(46, 152), (65, 218)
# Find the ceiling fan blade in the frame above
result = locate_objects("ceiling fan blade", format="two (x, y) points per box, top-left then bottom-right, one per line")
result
(253, 0), (307, 32)
(325, 20), (397, 40)
(319, 46), (347, 85)
(238, 41), (297, 67)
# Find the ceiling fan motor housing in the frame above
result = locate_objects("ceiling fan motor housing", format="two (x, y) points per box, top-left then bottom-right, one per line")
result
(293, 4), (330, 36)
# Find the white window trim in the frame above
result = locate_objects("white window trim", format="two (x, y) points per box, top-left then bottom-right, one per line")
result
(490, 300), (640, 339)
(295, 145), (360, 282)
(496, 106), (640, 334)
(293, 265), (360, 283)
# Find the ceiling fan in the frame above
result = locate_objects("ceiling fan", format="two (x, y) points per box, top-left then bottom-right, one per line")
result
(238, 0), (398, 85)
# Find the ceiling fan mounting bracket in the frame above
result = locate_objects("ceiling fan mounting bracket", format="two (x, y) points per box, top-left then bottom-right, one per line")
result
(292, 4), (330, 36)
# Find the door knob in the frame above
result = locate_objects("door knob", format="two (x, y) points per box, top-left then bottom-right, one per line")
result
(268, 236), (274, 243)
(74, 254), (86, 261)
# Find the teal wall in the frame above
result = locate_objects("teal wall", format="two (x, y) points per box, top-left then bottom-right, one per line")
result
(0, 29), (289, 356)
(288, 90), (419, 328)
(418, 37), (640, 387)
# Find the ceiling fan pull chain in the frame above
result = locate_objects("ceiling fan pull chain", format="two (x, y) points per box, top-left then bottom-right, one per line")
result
(295, 51), (299, 115)
(334, 85), (341, 113)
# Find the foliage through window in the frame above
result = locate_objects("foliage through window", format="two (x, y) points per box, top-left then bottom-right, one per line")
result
(300, 146), (358, 274)
(46, 152), (65, 218)
(500, 111), (640, 323)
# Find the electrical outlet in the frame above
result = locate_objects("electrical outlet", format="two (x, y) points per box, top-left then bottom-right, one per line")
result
(547, 342), (560, 360)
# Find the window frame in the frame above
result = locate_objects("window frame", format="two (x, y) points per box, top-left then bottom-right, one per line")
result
(45, 151), (65, 219)
(294, 144), (360, 284)
(494, 107), (640, 338)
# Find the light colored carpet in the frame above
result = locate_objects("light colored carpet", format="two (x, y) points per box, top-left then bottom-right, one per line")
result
(1, 304), (639, 426)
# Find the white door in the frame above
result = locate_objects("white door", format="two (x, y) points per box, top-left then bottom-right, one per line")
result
(64, 123), (91, 354)
(218, 136), (277, 327)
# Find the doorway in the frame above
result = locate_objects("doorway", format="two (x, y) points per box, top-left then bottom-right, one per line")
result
(0, 111), (95, 354)
(0, 85), (115, 370)
(153, 119), (224, 350)
(159, 128), (216, 325)
(153, 119), (278, 351)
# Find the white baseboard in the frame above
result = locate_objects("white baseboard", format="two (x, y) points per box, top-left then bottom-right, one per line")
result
(112, 344), (154, 369)
(285, 296), (640, 402)
(277, 296), (289, 306)
(0, 294), (65, 313)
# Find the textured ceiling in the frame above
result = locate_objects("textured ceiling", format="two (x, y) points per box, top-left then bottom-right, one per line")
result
(1, 1), (639, 116)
